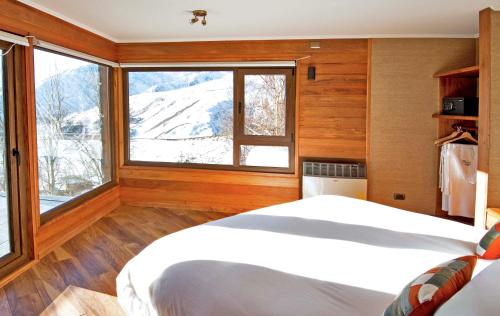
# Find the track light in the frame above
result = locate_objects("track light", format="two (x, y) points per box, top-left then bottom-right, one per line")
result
(190, 10), (207, 26)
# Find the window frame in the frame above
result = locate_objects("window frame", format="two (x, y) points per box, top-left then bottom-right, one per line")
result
(33, 47), (116, 225)
(123, 67), (295, 174)
(0, 40), (31, 277)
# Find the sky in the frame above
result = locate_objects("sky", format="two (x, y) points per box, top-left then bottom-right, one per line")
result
(34, 49), (89, 86)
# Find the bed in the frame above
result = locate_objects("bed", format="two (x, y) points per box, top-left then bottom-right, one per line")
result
(116, 195), (494, 316)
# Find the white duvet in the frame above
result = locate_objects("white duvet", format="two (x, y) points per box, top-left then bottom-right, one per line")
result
(116, 195), (490, 316)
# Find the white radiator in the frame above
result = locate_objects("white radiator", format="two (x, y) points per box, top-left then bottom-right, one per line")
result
(302, 162), (367, 200)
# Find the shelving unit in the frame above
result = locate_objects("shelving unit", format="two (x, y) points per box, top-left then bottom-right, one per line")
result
(433, 65), (479, 225)
(432, 113), (478, 121)
(433, 65), (479, 78)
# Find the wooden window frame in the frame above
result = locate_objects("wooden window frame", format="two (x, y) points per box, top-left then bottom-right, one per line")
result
(32, 47), (116, 225)
(123, 67), (295, 174)
(0, 41), (31, 278)
(235, 68), (295, 171)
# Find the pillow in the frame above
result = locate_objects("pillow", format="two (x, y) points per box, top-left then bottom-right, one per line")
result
(383, 256), (477, 316)
(476, 221), (500, 259)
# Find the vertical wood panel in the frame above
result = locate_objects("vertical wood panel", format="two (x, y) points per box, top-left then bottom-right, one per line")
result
(474, 9), (491, 228)
(366, 39), (373, 199)
(113, 68), (124, 177)
(484, 10), (500, 209)
(20, 39), (39, 259)
(478, 9), (492, 173)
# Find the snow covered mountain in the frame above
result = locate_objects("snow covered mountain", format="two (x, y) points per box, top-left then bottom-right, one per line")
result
(129, 72), (233, 140)
(128, 71), (234, 164)
(35, 67), (232, 139)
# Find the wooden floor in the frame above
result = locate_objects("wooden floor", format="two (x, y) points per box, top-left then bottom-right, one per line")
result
(0, 204), (228, 316)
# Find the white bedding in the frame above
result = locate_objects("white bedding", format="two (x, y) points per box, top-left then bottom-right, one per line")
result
(435, 259), (500, 316)
(116, 195), (490, 316)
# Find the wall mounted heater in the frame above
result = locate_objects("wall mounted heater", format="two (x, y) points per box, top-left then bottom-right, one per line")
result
(302, 162), (367, 200)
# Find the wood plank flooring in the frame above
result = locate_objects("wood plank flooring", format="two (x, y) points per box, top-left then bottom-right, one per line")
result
(0, 204), (228, 316)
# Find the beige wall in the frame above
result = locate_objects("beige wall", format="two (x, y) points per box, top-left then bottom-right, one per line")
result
(369, 39), (476, 215)
(488, 11), (500, 207)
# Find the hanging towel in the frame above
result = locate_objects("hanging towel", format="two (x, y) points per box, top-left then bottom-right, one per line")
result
(439, 143), (478, 218)
(439, 145), (450, 212)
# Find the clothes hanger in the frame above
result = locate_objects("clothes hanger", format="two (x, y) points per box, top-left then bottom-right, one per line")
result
(435, 125), (466, 145)
(435, 124), (478, 146)
(434, 130), (461, 145)
(441, 131), (478, 145)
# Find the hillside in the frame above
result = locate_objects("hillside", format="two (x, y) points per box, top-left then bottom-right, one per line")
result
(129, 72), (233, 140)
(128, 71), (234, 164)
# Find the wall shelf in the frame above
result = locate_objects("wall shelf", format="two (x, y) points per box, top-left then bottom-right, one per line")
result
(433, 64), (480, 223)
(433, 65), (479, 78)
(432, 113), (479, 121)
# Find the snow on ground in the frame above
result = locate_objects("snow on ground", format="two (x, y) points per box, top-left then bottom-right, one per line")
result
(130, 137), (233, 165)
(129, 72), (234, 163)
(243, 146), (289, 168)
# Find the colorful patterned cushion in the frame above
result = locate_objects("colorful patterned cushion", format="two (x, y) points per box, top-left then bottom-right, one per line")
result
(383, 256), (477, 316)
(477, 221), (500, 259)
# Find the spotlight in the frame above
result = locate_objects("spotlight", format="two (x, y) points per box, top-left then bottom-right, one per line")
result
(190, 10), (207, 26)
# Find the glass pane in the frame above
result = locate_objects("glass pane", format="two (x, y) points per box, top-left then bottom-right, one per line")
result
(34, 49), (112, 215)
(128, 71), (233, 165)
(244, 74), (286, 136)
(0, 53), (12, 256)
(240, 145), (289, 168)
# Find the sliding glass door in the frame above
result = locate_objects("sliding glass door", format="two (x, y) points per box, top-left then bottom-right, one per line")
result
(0, 41), (30, 277)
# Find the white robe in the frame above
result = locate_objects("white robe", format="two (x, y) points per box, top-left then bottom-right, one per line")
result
(439, 143), (477, 218)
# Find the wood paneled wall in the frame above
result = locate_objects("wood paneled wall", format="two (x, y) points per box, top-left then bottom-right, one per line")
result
(120, 166), (298, 213)
(116, 39), (369, 212)
(483, 9), (500, 208)
(37, 186), (120, 257)
(369, 39), (476, 215)
(0, 0), (116, 61)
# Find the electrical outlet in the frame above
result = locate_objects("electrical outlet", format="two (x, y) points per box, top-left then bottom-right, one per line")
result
(393, 193), (406, 200)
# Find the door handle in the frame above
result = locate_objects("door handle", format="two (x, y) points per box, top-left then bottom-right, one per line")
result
(12, 148), (20, 166)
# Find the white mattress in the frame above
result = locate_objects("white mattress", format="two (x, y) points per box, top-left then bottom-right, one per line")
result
(116, 195), (490, 316)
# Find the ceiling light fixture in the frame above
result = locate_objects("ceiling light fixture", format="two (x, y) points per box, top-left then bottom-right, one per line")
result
(190, 10), (207, 26)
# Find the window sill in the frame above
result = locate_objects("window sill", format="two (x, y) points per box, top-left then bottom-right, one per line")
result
(119, 165), (300, 189)
(121, 163), (298, 178)
(0, 259), (36, 289)
(40, 181), (118, 226)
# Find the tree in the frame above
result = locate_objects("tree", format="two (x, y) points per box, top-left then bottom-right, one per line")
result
(36, 67), (68, 196)
(240, 74), (286, 164)
(244, 74), (286, 136)
(36, 62), (109, 198)
(73, 65), (109, 185)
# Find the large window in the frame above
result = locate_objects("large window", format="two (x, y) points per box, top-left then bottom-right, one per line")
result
(34, 49), (113, 218)
(125, 68), (294, 172)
